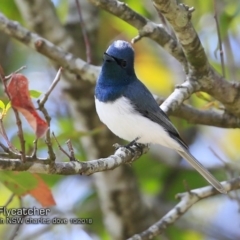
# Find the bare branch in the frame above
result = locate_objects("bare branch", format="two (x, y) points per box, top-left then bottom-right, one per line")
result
(0, 12), (99, 82)
(75, 0), (92, 63)
(52, 132), (72, 160)
(4, 193), (15, 207)
(156, 95), (240, 128)
(37, 69), (63, 162)
(213, 0), (226, 78)
(88, 0), (188, 71)
(66, 139), (76, 161)
(38, 67), (63, 107)
(0, 145), (148, 175)
(9, 197), (26, 240)
(0, 120), (17, 152)
(1, 8), (240, 120)
(31, 139), (38, 158)
(129, 177), (240, 240)
(153, 0), (208, 74)
(152, 1), (240, 116)
(160, 80), (199, 114)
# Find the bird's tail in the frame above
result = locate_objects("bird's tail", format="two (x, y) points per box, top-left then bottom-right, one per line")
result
(177, 149), (226, 194)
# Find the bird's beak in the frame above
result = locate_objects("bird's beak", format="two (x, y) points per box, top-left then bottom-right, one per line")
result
(103, 52), (115, 62)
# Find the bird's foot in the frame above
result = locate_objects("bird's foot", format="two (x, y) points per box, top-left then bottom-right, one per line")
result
(125, 137), (140, 149)
(113, 137), (144, 154)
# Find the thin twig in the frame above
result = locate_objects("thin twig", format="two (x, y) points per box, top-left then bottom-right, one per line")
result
(38, 68), (62, 162)
(38, 67), (62, 107)
(129, 178), (240, 240)
(209, 147), (240, 210)
(52, 132), (72, 159)
(183, 180), (191, 193)
(75, 0), (92, 63)
(0, 119), (18, 152)
(9, 197), (26, 240)
(0, 141), (9, 152)
(31, 139), (38, 158)
(66, 139), (76, 161)
(0, 64), (5, 80)
(213, 0), (226, 78)
(5, 66), (26, 80)
(209, 146), (226, 164)
(4, 194), (15, 207)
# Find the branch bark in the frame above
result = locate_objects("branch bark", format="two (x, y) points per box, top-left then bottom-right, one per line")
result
(0, 145), (148, 175)
(152, 0), (240, 116)
(129, 177), (240, 240)
(0, 12), (99, 82)
(88, 0), (188, 71)
(0, 11), (239, 128)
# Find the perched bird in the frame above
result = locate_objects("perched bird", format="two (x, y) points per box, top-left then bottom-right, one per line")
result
(95, 40), (226, 194)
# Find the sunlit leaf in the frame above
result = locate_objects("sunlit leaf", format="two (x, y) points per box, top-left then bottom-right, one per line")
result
(5, 101), (11, 112)
(30, 90), (42, 99)
(0, 171), (38, 196)
(0, 100), (5, 110)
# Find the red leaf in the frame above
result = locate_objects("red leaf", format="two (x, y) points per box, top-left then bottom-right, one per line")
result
(28, 174), (56, 207)
(7, 74), (48, 138)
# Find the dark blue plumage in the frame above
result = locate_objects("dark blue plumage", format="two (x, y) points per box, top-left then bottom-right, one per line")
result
(94, 40), (226, 194)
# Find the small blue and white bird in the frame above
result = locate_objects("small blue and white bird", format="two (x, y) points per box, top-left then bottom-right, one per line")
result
(95, 40), (226, 194)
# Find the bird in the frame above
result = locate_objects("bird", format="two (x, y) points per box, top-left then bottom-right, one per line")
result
(95, 40), (226, 194)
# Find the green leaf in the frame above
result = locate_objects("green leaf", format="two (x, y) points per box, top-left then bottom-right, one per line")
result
(5, 102), (11, 112)
(0, 100), (5, 110)
(0, 171), (38, 196)
(39, 174), (64, 187)
(30, 90), (42, 98)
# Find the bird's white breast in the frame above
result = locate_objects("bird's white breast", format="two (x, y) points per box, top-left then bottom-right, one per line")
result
(95, 97), (181, 150)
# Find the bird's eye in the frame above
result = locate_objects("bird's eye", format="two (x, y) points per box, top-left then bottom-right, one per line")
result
(121, 60), (127, 68)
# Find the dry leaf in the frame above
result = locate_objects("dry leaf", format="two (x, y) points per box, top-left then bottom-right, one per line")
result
(29, 174), (56, 207)
(7, 74), (48, 138)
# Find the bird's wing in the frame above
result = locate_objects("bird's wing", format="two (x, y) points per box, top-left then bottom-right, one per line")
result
(124, 80), (188, 149)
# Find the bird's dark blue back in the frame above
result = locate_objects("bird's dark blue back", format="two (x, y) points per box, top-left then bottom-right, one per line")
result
(123, 79), (188, 149)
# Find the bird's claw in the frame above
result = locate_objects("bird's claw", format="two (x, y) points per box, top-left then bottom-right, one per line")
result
(113, 138), (144, 154)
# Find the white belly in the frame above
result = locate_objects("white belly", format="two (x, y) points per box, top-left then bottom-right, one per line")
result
(95, 97), (181, 150)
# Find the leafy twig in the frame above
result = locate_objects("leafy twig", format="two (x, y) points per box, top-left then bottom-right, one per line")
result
(0, 70), (26, 162)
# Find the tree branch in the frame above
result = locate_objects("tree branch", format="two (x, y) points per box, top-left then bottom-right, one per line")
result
(0, 12), (99, 82)
(88, 0), (188, 71)
(1, 11), (240, 124)
(153, 0), (208, 74)
(156, 96), (240, 128)
(129, 177), (240, 240)
(152, 0), (240, 116)
(0, 145), (148, 175)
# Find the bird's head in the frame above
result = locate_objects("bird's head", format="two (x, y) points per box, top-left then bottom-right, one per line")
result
(100, 40), (136, 85)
